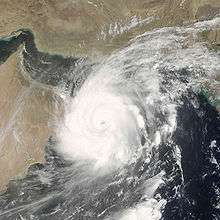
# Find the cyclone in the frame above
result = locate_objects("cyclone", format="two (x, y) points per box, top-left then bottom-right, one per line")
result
(0, 17), (219, 220)
(57, 59), (148, 171)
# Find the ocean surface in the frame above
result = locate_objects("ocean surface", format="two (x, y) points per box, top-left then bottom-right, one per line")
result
(0, 17), (219, 220)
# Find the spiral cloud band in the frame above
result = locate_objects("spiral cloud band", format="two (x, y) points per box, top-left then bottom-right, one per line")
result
(55, 18), (220, 172)
(57, 62), (148, 170)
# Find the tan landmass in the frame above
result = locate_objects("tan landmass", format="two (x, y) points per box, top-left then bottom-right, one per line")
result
(0, 0), (219, 56)
(0, 0), (219, 190)
(0, 50), (63, 191)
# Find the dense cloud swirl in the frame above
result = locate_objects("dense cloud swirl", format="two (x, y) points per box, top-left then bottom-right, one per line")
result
(56, 64), (147, 171)
(0, 17), (217, 220)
